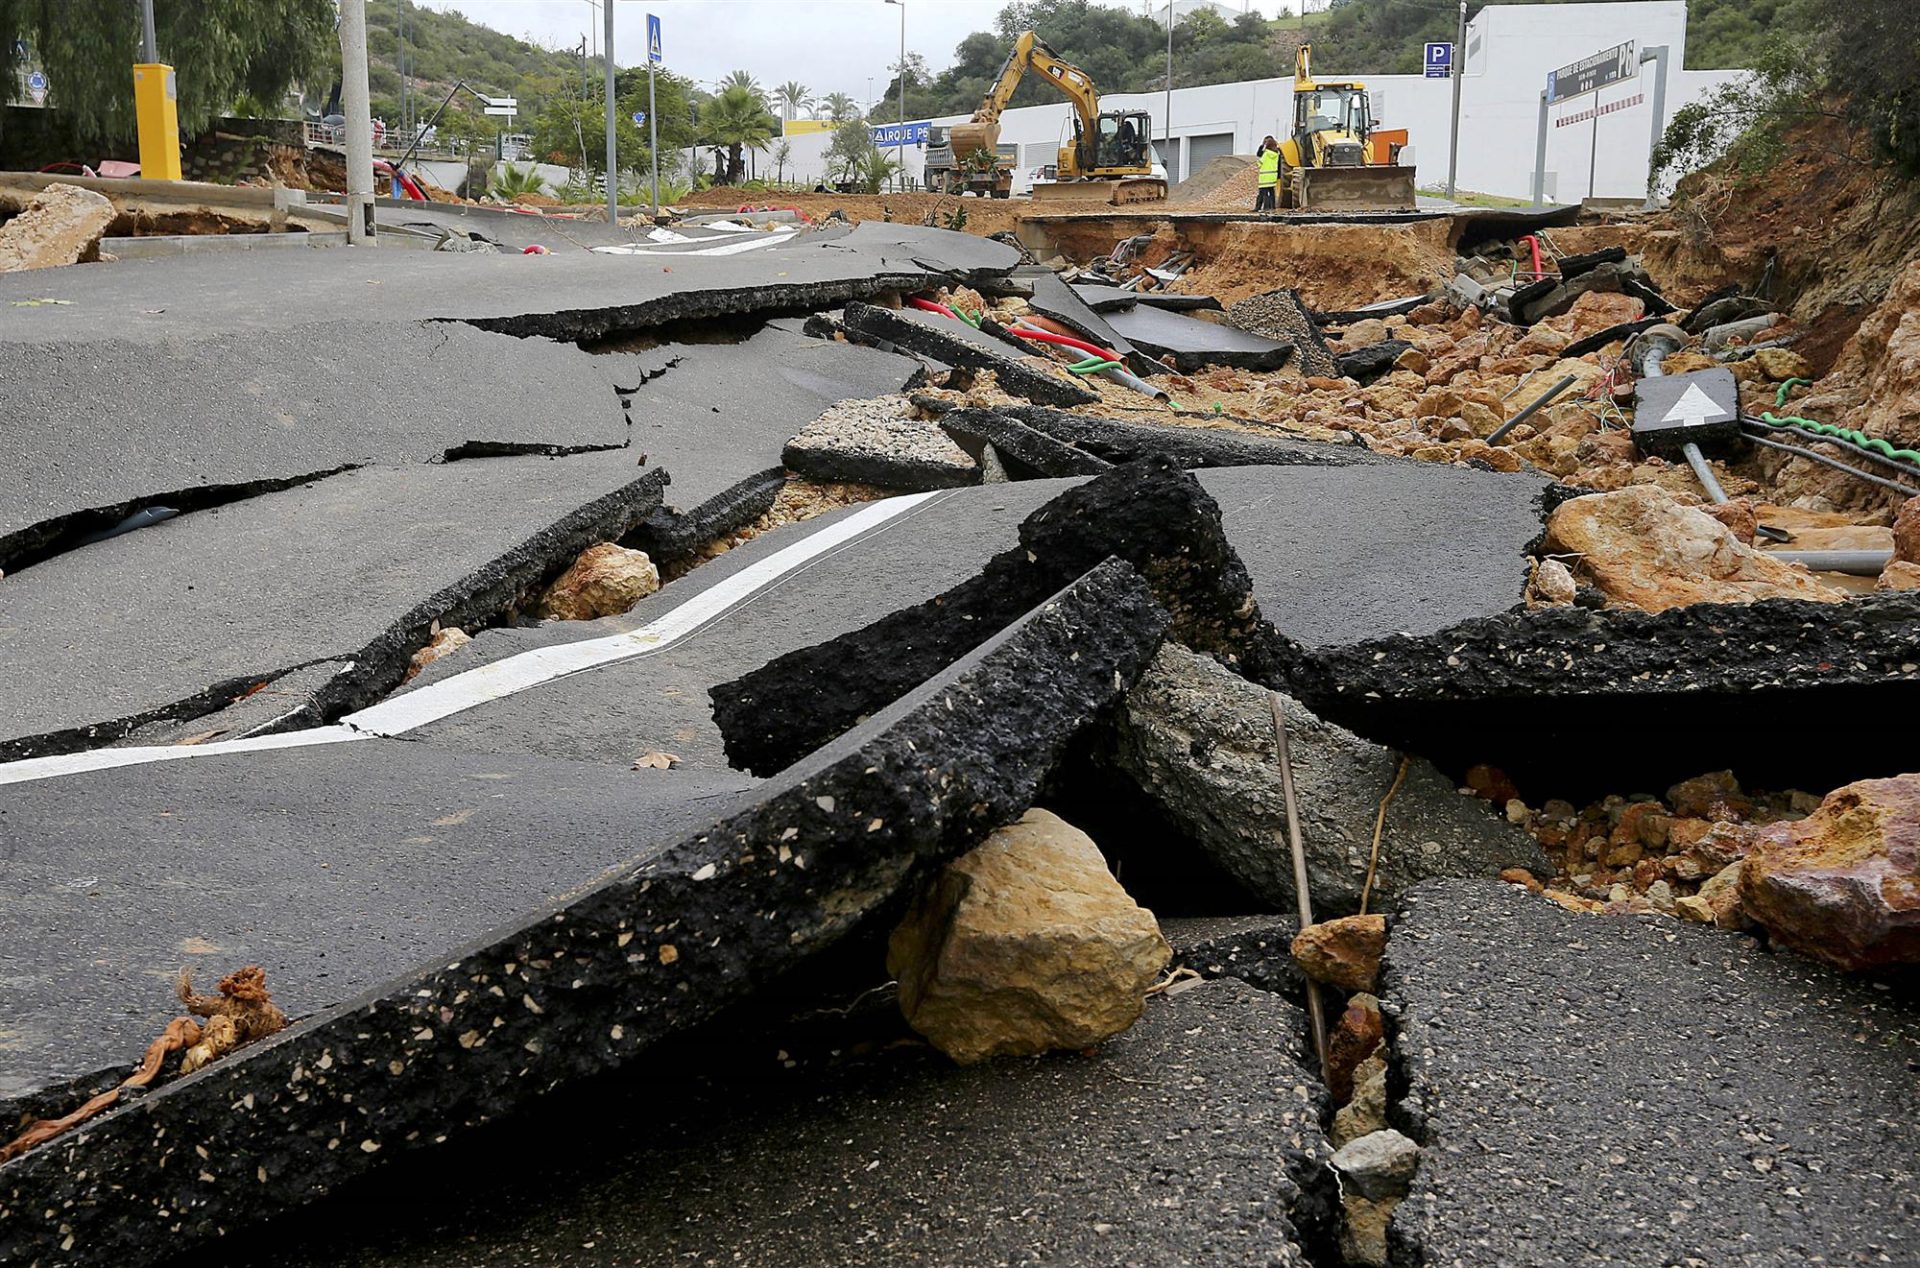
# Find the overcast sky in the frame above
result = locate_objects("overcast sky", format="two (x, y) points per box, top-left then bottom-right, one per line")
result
(415, 1), (1296, 111)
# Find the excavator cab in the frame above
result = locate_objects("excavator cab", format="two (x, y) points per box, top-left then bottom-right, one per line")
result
(1291, 87), (1371, 167)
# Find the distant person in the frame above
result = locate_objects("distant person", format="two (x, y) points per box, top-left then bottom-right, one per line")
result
(1254, 136), (1280, 212)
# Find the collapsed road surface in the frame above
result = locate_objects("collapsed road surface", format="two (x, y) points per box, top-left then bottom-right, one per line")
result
(4, 196), (1918, 1268)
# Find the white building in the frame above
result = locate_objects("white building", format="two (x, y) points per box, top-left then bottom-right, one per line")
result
(764, 1), (1744, 203)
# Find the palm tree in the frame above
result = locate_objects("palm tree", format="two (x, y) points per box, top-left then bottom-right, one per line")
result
(490, 162), (550, 201)
(721, 69), (766, 106)
(772, 139), (793, 184)
(821, 91), (859, 123)
(702, 84), (775, 185)
(775, 80), (811, 123)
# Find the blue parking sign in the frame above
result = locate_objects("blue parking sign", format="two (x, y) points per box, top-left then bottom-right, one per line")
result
(1425, 42), (1453, 78)
(647, 13), (662, 64)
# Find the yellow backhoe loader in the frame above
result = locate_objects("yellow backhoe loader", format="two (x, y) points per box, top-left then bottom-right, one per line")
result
(1278, 44), (1416, 212)
(949, 31), (1166, 206)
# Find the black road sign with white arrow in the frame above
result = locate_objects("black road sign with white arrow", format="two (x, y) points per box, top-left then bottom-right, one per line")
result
(1631, 366), (1742, 454)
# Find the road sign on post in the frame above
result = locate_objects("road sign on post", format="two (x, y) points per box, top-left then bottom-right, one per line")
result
(632, 111), (647, 127)
(1424, 43), (1452, 79)
(646, 14), (662, 220)
(1545, 40), (1637, 105)
(25, 70), (47, 105)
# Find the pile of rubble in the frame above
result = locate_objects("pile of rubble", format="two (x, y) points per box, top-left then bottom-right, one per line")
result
(2, 196), (1916, 1268)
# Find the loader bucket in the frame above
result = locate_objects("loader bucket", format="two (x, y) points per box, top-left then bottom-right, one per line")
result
(1290, 164), (1416, 212)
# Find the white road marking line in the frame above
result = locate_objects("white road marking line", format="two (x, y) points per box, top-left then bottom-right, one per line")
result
(593, 228), (797, 258)
(0, 491), (940, 788)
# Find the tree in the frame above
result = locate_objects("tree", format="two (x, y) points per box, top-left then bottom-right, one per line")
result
(775, 80), (811, 122)
(772, 138), (793, 183)
(0, 0), (334, 147)
(821, 91), (860, 123)
(721, 69), (765, 105)
(825, 116), (876, 184)
(702, 84), (775, 185)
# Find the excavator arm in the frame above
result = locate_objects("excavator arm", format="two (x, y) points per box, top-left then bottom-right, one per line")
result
(950, 31), (1101, 170)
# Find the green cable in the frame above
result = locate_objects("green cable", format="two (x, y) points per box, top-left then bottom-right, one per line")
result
(1764, 376), (1920, 467)
(1066, 357), (1124, 375)
(958, 308), (983, 328)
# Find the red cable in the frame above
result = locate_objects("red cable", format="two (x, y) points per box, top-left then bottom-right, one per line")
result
(1520, 234), (1543, 278)
(1008, 324), (1117, 362)
(909, 297), (960, 320)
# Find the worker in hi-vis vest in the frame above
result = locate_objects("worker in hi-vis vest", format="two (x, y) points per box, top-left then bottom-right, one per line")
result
(1254, 136), (1280, 212)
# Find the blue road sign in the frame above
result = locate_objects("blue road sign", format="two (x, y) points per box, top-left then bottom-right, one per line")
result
(1425, 42), (1453, 78)
(870, 120), (930, 147)
(632, 111), (647, 127)
(647, 13), (662, 64)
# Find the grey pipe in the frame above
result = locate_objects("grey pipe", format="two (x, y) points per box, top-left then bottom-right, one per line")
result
(1702, 313), (1778, 351)
(1742, 430), (1920, 499)
(1489, 373), (1578, 444)
(1769, 549), (1894, 576)
(1099, 365), (1170, 402)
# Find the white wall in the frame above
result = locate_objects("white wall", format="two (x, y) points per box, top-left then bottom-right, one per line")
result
(741, 1), (1745, 201)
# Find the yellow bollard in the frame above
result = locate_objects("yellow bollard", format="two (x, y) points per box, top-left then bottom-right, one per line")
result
(132, 63), (183, 181)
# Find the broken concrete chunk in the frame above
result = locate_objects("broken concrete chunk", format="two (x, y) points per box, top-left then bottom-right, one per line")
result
(1292, 914), (1387, 993)
(1109, 644), (1548, 915)
(937, 408), (1111, 479)
(783, 394), (980, 490)
(1332, 1128), (1420, 1200)
(0, 183), (114, 272)
(1326, 991), (1385, 1104)
(1333, 1049), (1389, 1148)
(1544, 486), (1847, 612)
(1740, 775), (1920, 970)
(535, 543), (660, 621)
(887, 808), (1171, 1063)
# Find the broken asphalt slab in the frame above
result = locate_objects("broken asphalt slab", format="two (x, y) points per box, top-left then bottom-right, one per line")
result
(1104, 301), (1295, 372)
(0, 223), (1018, 343)
(711, 457), (1554, 774)
(1070, 280), (1224, 313)
(974, 403), (1386, 472)
(1021, 268), (1157, 373)
(0, 323), (631, 568)
(0, 559), (1171, 1267)
(840, 302), (1099, 407)
(214, 980), (1334, 1268)
(1385, 879), (1920, 1266)
(1286, 590), (1920, 797)
(393, 483), (1064, 772)
(0, 743), (753, 1116)
(0, 456), (666, 760)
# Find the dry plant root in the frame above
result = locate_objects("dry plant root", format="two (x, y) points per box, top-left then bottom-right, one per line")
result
(0, 964), (288, 1163)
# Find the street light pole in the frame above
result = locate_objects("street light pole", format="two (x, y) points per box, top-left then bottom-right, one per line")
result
(141, 0), (157, 62)
(1445, 0), (1466, 200)
(604, 0), (617, 226)
(340, 0), (376, 243)
(885, 0), (904, 192)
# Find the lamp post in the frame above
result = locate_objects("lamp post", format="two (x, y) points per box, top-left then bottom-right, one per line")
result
(885, 0), (904, 192)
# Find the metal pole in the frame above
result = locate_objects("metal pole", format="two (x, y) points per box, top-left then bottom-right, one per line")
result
(1165, 0), (1173, 172)
(1269, 692), (1328, 1079)
(141, 0), (157, 63)
(340, 0), (376, 245)
(649, 60), (660, 218)
(604, 0), (617, 225)
(1444, 0), (1465, 199)
(1532, 88), (1547, 207)
(1643, 44), (1669, 209)
(898, 0), (906, 192)
(1588, 87), (1601, 201)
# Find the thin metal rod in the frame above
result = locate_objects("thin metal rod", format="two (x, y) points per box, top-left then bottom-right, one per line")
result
(1270, 691), (1328, 1077)
(1682, 441), (1729, 505)
(141, 0), (158, 63)
(1742, 431), (1920, 499)
(1445, 0), (1465, 199)
(1488, 373), (1577, 444)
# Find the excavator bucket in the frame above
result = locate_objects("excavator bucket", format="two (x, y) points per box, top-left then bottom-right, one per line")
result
(1031, 177), (1167, 205)
(947, 122), (999, 164)
(1289, 164), (1417, 212)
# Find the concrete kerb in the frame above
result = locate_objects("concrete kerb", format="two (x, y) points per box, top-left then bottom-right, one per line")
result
(0, 559), (1171, 1267)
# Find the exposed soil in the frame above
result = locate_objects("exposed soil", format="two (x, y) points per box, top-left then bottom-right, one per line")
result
(682, 185), (1027, 236)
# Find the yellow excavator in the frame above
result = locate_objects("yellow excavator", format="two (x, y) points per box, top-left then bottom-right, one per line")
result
(949, 31), (1166, 205)
(1278, 44), (1416, 212)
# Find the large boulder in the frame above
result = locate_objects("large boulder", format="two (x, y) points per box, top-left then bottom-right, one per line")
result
(887, 808), (1171, 1063)
(1109, 644), (1548, 915)
(1740, 776), (1920, 970)
(0, 182), (115, 272)
(535, 542), (659, 621)
(1544, 486), (1847, 612)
